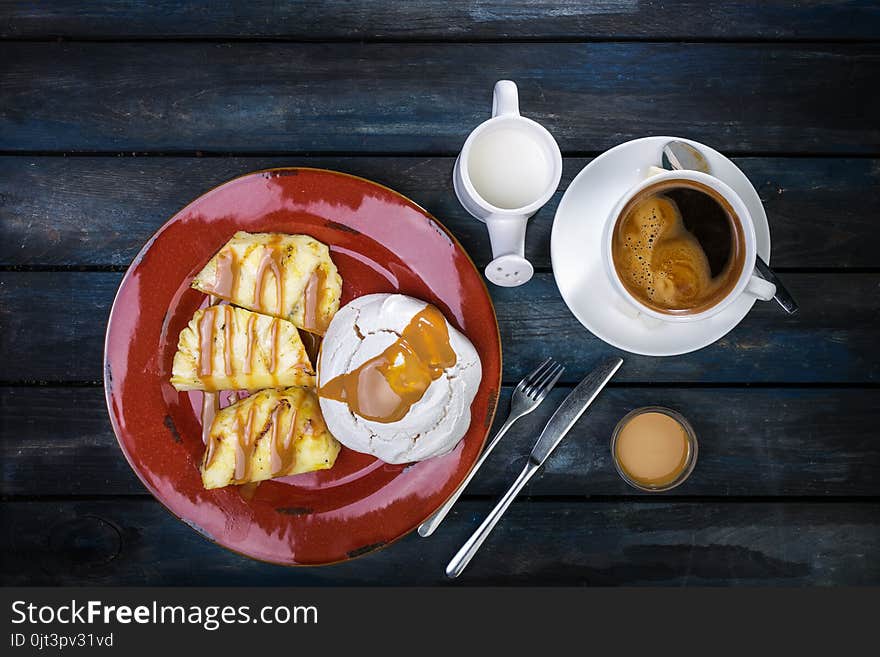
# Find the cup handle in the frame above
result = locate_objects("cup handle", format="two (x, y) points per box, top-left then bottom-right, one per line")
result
(484, 213), (533, 287)
(492, 80), (519, 118)
(746, 272), (777, 301)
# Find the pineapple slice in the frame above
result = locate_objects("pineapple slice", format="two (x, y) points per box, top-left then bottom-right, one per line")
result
(192, 231), (342, 335)
(202, 387), (341, 489)
(170, 305), (314, 392)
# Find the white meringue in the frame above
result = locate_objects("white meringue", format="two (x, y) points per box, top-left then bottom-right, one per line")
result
(317, 294), (482, 464)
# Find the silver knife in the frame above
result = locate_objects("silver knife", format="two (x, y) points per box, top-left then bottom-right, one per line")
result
(445, 356), (624, 578)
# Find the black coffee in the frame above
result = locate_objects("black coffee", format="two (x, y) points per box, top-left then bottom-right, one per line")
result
(611, 179), (745, 314)
(662, 187), (733, 277)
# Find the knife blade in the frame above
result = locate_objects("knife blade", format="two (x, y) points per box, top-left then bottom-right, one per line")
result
(529, 356), (623, 466)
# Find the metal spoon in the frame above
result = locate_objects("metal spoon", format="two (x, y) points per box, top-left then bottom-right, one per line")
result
(662, 140), (711, 174)
(661, 140), (799, 315)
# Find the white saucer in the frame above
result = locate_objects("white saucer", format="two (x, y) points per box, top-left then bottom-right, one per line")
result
(551, 136), (771, 357)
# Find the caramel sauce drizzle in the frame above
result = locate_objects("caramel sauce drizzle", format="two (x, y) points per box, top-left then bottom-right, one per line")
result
(212, 249), (239, 300)
(238, 482), (261, 500)
(231, 404), (257, 483)
(195, 305), (286, 385)
(253, 241), (284, 314)
(204, 392), (307, 484)
(243, 313), (257, 375)
(195, 304), (233, 379)
(302, 267), (327, 334)
(197, 306), (217, 379)
(318, 305), (456, 423)
(268, 401), (298, 476)
(211, 237), (287, 317)
(209, 237), (330, 336)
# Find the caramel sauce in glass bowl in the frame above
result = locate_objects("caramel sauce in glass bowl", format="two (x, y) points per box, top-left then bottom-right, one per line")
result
(611, 406), (698, 492)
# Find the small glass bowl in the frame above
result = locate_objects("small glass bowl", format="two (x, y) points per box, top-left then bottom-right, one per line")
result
(610, 406), (698, 492)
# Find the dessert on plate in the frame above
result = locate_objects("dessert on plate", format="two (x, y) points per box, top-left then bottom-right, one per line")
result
(171, 232), (343, 489)
(317, 294), (482, 464)
(201, 387), (340, 489)
(191, 231), (342, 335)
(171, 234), (483, 491)
(170, 304), (315, 392)
(109, 167), (501, 564)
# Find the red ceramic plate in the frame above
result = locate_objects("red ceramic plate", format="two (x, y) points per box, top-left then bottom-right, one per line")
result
(104, 168), (501, 565)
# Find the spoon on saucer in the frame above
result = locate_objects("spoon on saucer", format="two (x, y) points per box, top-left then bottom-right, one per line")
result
(661, 140), (799, 315)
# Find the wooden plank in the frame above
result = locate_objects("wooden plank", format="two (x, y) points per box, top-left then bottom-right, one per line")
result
(2, 1), (879, 40)
(2, 499), (877, 585)
(2, 43), (878, 154)
(1, 156), (877, 270)
(3, 386), (879, 498)
(1, 271), (878, 384)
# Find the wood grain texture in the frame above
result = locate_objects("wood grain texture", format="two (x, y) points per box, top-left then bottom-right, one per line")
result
(2, 272), (878, 384)
(3, 499), (878, 585)
(1, 3), (877, 589)
(2, 1), (879, 40)
(1, 156), (878, 269)
(2, 43), (879, 154)
(3, 386), (879, 498)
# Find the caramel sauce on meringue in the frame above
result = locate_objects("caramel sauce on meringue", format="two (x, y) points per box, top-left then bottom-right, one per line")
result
(318, 305), (456, 423)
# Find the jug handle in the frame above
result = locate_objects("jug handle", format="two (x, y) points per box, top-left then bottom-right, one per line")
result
(492, 80), (520, 118)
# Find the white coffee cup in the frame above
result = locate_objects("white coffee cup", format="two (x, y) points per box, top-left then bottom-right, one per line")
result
(453, 80), (562, 287)
(601, 168), (776, 324)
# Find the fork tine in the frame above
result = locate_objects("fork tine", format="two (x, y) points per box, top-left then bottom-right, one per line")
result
(524, 361), (561, 397)
(517, 357), (552, 392)
(533, 365), (565, 404)
(524, 360), (559, 396)
(527, 362), (560, 398)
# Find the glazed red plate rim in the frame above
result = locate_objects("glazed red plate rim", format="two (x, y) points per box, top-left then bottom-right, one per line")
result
(103, 167), (502, 566)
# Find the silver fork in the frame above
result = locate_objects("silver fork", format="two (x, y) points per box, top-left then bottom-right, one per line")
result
(417, 357), (564, 538)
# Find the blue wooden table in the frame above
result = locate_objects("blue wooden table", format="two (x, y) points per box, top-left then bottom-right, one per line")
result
(2, 1), (879, 585)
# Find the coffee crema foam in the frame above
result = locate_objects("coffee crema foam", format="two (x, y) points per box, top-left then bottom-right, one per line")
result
(613, 193), (727, 311)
